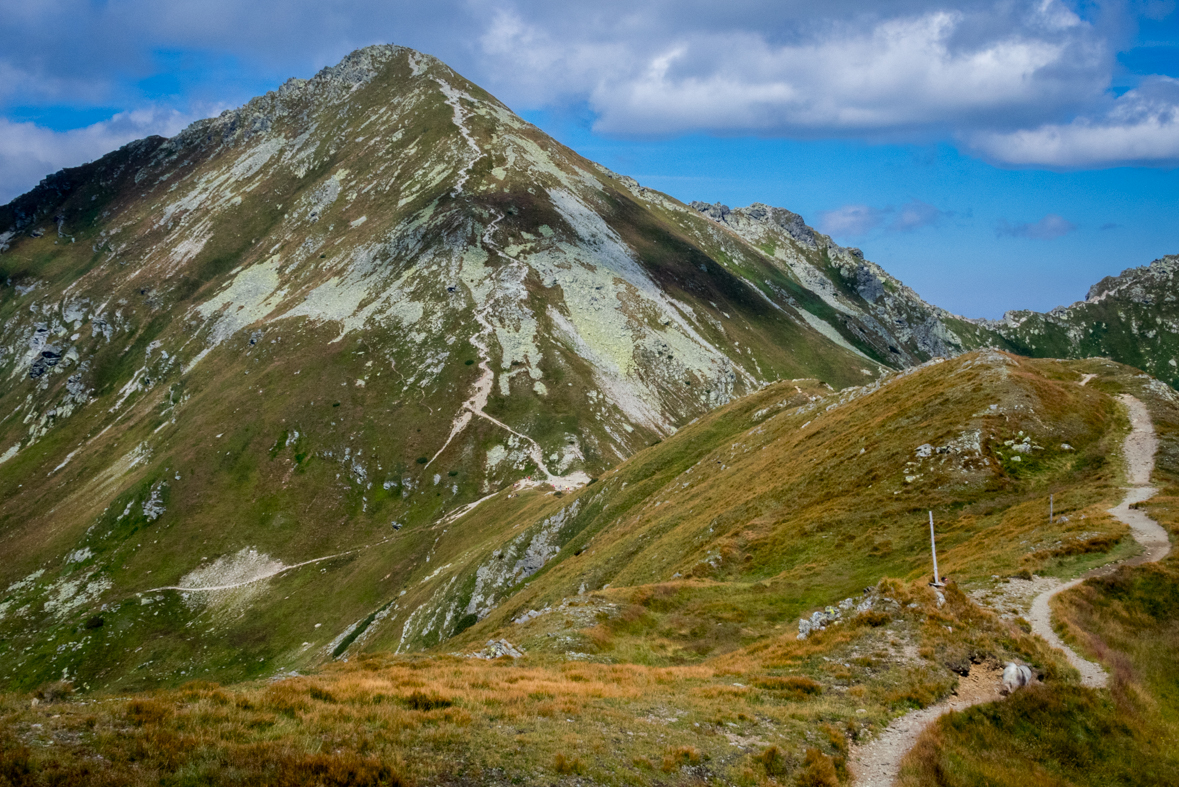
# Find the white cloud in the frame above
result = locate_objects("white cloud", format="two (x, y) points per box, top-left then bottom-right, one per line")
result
(0, 108), (203, 203)
(0, 0), (1172, 175)
(995, 213), (1078, 239)
(968, 76), (1179, 167)
(588, 11), (1102, 135)
(819, 198), (952, 237)
(818, 204), (889, 236)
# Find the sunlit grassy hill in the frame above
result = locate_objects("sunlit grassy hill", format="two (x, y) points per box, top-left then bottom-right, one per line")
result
(394, 351), (1143, 663)
(2, 351), (1177, 786)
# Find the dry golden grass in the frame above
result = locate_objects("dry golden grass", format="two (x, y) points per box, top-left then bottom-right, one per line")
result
(0, 573), (1075, 786)
(5, 353), (1174, 785)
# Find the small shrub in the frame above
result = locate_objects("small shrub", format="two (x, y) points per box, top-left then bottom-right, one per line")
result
(125, 698), (172, 726)
(264, 684), (311, 716)
(83, 615), (105, 629)
(795, 748), (838, 787)
(270, 751), (406, 787)
(554, 753), (585, 775)
(661, 745), (701, 772)
(0, 733), (33, 786)
(885, 682), (938, 710)
(246, 713), (278, 729)
(855, 609), (890, 627)
(755, 675), (823, 698)
(34, 680), (75, 703)
(755, 745), (790, 776)
(309, 685), (338, 703)
(454, 612), (478, 634)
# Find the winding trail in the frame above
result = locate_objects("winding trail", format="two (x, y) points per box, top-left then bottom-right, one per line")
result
(427, 210), (590, 492)
(851, 391), (1170, 786)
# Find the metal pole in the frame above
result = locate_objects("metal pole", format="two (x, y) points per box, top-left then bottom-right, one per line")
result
(1050, 494), (1054, 524)
(929, 511), (943, 586)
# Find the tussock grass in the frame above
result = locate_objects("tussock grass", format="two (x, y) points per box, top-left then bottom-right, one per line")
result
(0, 571), (1073, 785)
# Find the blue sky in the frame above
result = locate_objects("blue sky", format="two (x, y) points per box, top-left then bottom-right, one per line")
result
(1, 0), (1176, 318)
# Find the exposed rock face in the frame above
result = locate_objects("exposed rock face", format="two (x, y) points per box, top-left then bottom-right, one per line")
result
(690, 201), (818, 248)
(797, 593), (881, 639)
(688, 201), (986, 365)
(469, 639), (524, 659)
(1086, 256), (1179, 304)
(1000, 662), (1034, 694)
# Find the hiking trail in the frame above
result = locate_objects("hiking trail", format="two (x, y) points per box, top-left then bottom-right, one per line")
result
(850, 391), (1170, 786)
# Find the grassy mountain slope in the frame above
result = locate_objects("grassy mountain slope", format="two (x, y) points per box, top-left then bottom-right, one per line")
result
(899, 369), (1179, 787)
(2, 351), (1176, 786)
(398, 351), (1142, 663)
(0, 44), (972, 691)
(983, 255), (1179, 389)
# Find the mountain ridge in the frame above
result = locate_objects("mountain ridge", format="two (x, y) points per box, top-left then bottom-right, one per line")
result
(0, 42), (1176, 693)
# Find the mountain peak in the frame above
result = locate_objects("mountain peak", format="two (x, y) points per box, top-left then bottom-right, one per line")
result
(2, 45), (1174, 692)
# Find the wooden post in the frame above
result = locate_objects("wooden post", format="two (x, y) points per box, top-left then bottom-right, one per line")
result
(929, 511), (944, 587)
(1050, 494), (1054, 524)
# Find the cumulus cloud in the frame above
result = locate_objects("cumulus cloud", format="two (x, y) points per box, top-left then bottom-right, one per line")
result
(967, 76), (1179, 167)
(995, 213), (1078, 239)
(0, 108), (203, 203)
(586, 10), (1102, 135)
(819, 199), (952, 237)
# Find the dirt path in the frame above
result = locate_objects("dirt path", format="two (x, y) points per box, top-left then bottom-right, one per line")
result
(850, 666), (1004, 787)
(139, 536), (399, 595)
(850, 392), (1168, 785)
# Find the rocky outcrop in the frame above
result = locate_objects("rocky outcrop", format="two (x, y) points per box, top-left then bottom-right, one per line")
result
(689, 200), (976, 365)
(689, 201), (820, 249)
(797, 592), (883, 639)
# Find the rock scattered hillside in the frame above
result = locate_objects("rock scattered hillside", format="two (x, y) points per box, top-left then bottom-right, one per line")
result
(0, 45), (969, 690)
(688, 201), (992, 363)
(0, 42), (1176, 693)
